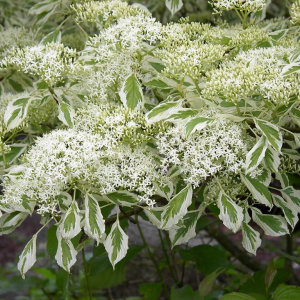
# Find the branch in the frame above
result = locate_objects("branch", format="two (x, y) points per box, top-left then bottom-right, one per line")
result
(205, 224), (263, 272)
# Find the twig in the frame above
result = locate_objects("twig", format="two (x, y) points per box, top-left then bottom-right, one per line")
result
(82, 248), (92, 300)
(136, 215), (170, 298)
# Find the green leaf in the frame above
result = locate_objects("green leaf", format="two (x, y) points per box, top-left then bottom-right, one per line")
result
(144, 79), (169, 88)
(56, 268), (69, 298)
(8, 79), (24, 92)
(104, 191), (139, 207)
(199, 269), (223, 300)
(185, 117), (214, 138)
(273, 285), (300, 300)
(290, 107), (300, 127)
(179, 245), (228, 275)
(171, 285), (200, 300)
(40, 28), (61, 44)
(119, 73), (144, 110)
(161, 185), (193, 230)
(4, 97), (32, 130)
(17, 234), (37, 279)
(165, 0), (183, 15)
(241, 222), (261, 255)
(0, 144), (27, 166)
(104, 219), (129, 269)
(139, 282), (162, 300)
(84, 193), (105, 245)
(148, 61), (166, 72)
(217, 191), (243, 233)
(255, 119), (282, 152)
(251, 207), (289, 237)
(245, 136), (268, 173)
(241, 174), (272, 208)
(273, 194), (299, 229)
(265, 261), (277, 291)
(55, 232), (77, 272)
(59, 202), (81, 239)
(221, 292), (257, 300)
(46, 225), (58, 262)
(169, 210), (201, 247)
(145, 99), (182, 124)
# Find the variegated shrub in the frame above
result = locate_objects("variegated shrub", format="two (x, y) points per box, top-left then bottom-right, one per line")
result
(0, 0), (300, 280)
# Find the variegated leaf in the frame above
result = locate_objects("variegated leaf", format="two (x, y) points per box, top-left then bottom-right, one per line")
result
(165, 0), (183, 15)
(104, 219), (129, 269)
(4, 97), (32, 131)
(217, 191), (243, 233)
(18, 234), (37, 278)
(251, 207), (289, 236)
(275, 173), (289, 188)
(273, 194), (299, 229)
(0, 211), (28, 235)
(55, 232), (77, 272)
(169, 210), (202, 247)
(153, 181), (174, 200)
(145, 99), (182, 124)
(241, 174), (272, 208)
(144, 207), (164, 227)
(84, 193), (105, 245)
(59, 202), (81, 239)
(281, 186), (300, 208)
(245, 136), (268, 173)
(40, 28), (61, 44)
(161, 185), (193, 230)
(241, 222), (261, 255)
(255, 168), (271, 186)
(255, 119), (282, 152)
(104, 191), (139, 207)
(185, 117), (214, 138)
(166, 109), (199, 123)
(55, 192), (72, 213)
(57, 95), (75, 128)
(264, 146), (280, 172)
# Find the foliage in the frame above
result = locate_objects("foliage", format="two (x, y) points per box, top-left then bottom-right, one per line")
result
(0, 0), (300, 298)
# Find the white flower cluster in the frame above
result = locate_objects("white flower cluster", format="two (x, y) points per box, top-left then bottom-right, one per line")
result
(2, 129), (163, 214)
(74, 14), (161, 101)
(156, 110), (251, 187)
(229, 26), (269, 49)
(0, 27), (37, 59)
(1, 43), (77, 86)
(74, 104), (166, 147)
(291, 1), (300, 24)
(204, 46), (300, 105)
(204, 174), (248, 204)
(72, 0), (150, 27)
(2, 106), (168, 214)
(210, 0), (267, 13)
(155, 41), (225, 78)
